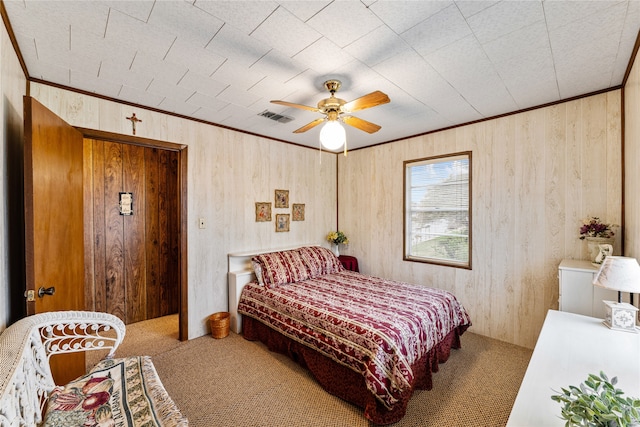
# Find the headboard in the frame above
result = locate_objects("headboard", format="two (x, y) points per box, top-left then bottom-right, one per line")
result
(227, 244), (320, 334)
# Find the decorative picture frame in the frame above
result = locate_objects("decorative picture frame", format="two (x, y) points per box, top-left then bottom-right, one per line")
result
(275, 214), (290, 232)
(275, 189), (289, 208)
(292, 203), (305, 221)
(119, 192), (134, 216)
(255, 202), (272, 222)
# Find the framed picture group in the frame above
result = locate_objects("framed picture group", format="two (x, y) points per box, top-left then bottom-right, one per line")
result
(255, 189), (305, 232)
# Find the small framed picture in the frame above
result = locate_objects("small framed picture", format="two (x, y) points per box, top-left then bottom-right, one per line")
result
(275, 189), (289, 208)
(119, 192), (134, 216)
(275, 214), (290, 232)
(292, 204), (305, 221)
(255, 202), (272, 222)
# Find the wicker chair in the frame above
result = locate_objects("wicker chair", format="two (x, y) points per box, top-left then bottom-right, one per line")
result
(0, 311), (188, 426)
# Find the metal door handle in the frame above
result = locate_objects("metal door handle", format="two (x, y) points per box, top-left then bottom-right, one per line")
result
(38, 286), (55, 298)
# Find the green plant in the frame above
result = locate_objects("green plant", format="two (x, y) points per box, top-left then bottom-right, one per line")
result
(551, 372), (640, 426)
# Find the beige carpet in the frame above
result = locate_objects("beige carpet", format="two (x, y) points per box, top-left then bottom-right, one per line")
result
(108, 315), (532, 427)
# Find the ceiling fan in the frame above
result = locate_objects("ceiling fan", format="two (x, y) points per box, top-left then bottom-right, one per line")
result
(271, 80), (390, 152)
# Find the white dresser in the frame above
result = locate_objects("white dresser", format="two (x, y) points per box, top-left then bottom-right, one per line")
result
(507, 310), (640, 426)
(558, 259), (622, 318)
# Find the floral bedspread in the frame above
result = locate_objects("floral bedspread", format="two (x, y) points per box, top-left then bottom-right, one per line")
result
(238, 270), (471, 409)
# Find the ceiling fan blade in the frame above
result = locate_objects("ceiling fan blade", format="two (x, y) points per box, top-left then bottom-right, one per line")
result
(341, 91), (390, 113)
(271, 100), (319, 112)
(293, 118), (325, 133)
(342, 116), (381, 134)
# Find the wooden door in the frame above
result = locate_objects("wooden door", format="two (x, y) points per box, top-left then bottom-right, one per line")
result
(24, 96), (85, 384)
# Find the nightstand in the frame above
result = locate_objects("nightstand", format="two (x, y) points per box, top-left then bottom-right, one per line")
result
(558, 259), (626, 318)
(338, 255), (359, 272)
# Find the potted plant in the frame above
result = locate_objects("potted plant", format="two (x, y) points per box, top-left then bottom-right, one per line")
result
(579, 217), (617, 263)
(551, 371), (640, 426)
(579, 217), (616, 241)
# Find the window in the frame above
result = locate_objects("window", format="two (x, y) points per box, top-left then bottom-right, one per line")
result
(404, 152), (471, 269)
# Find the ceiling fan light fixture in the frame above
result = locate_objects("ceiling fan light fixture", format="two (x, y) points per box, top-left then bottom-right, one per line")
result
(319, 120), (346, 150)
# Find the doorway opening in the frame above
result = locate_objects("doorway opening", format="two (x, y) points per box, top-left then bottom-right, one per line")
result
(80, 128), (188, 341)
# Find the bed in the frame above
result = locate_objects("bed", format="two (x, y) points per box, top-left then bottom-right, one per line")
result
(229, 245), (471, 425)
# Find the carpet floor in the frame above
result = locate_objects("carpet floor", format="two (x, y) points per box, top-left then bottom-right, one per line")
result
(107, 315), (532, 427)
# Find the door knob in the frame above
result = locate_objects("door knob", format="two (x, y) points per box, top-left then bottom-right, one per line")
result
(38, 286), (55, 298)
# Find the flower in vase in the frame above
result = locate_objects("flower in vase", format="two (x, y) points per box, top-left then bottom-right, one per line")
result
(579, 217), (616, 240)
(327, 231), (349, 245)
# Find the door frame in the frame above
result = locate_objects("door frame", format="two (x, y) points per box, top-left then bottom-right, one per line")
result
(79, 127), (188, 341)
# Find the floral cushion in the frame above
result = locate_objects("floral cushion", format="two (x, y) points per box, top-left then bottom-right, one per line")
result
(298, 246), (344, 277)
(43, 356), (188, 427)
(252, 259), (265, 285)
(253, 250), (310, 287)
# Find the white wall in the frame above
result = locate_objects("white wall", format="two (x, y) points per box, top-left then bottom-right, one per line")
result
(338, 91), (622, 349)
(29, 83), (338, 339)
(0, 17), (27, 331)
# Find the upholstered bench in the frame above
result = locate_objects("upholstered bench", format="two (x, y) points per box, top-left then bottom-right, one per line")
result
(0, 311), (188, 426)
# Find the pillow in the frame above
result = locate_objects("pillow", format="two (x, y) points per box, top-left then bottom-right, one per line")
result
(44, 356), (188, 427)
(298, 246), (344, 277)
(252, 259), (265, 285)
(252, 250), (310, 287)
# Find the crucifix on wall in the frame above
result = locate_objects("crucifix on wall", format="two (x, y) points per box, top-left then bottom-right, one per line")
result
(125, 113), (142, 135)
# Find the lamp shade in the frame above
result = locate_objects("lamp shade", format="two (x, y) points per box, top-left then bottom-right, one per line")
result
(319, 121), (346, 150)
(593, 256), (640, 293)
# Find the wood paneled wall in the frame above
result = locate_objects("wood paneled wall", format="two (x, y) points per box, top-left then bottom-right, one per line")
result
(28, 81), (624, 348)
(338, 91), (622, 349)
(145, 147), (180, 319)
(85, 138), (179, 324)
(625, 50), (640, 259)
(30, 82), (338, 339)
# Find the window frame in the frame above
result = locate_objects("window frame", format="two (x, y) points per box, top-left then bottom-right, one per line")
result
(403, 151), (472, 269)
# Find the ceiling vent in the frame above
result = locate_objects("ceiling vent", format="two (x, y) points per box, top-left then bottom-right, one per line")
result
(258, 110), (294, 124)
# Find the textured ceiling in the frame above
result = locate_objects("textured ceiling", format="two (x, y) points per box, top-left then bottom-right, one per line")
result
(4, 0), (640, 150)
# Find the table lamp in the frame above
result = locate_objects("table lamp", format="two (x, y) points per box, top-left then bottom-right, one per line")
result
(592, 256), (640, 332)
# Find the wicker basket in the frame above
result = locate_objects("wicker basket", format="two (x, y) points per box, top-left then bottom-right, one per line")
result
(209, 312), (230, 339)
